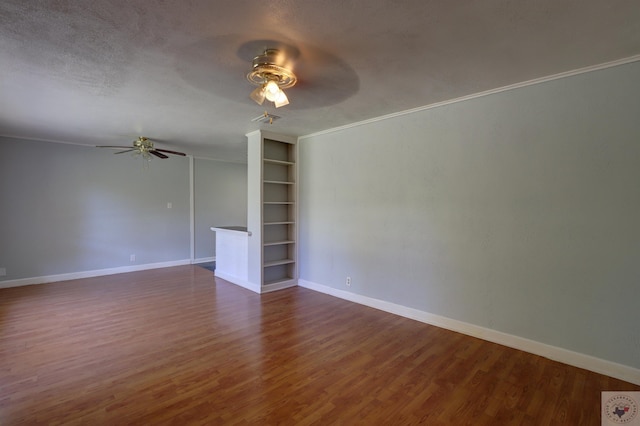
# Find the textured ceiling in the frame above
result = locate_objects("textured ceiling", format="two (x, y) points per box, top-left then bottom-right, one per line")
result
(1, 1), (639, 162)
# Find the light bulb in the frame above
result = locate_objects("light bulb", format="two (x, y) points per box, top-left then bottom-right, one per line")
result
(264, 81), (280, 102)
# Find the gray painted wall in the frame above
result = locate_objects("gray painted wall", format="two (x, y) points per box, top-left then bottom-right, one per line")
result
(193, 157), (247, 260)
(0, 137), (246, 281)
(298, 61), (640, 370)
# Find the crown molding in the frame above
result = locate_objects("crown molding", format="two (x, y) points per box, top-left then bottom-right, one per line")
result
(301, 54), (640, 140)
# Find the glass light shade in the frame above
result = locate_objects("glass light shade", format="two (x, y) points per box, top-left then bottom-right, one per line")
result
(274, 90), (289, 108)
(250, 86), (266, 105)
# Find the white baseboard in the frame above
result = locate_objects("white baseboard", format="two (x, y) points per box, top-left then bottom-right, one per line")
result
(214, 271), (261, 294)
(0, 259), (192, 289)
(298, 279), (640, 386)
(213, 273), (297, 294)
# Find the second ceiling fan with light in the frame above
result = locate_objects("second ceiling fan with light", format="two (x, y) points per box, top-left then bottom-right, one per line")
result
(97, 137), (186, 161)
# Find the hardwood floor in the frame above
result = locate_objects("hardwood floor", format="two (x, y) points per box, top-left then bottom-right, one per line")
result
(1, 266), (637, 425)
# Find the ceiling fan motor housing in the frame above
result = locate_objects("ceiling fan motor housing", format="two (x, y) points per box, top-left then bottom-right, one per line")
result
(247, 49), (297, 89)
(134, 137), (154, 150)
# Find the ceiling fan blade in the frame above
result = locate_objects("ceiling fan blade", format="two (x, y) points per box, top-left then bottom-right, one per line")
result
(96, 145), (132, 149)
(114, 149), (136, 154)
(155, 149), (186, 156)
(150, 150), (169, 159)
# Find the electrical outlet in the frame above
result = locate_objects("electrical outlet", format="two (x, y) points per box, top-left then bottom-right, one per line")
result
(0, 267), (6, 276)
(167, 202), (172, 209)
(130, 254), (136, 262)
(346, 276), (351, 287)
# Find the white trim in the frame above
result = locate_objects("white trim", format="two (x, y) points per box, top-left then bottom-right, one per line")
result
(0, 134), (98, 147)
(298, 279), (640, 386)
(189, 155), (195, 262)
(246, 129), (297, 144)
(0, 135), (246, 164)
(0, 259), (192, 289)
(300, 54), (640, 140)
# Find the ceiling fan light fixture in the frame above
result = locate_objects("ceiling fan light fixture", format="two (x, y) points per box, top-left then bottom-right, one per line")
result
(136, 150), (153, 162)
(247, 49), (296, 108)
(97, 136), (186, 163)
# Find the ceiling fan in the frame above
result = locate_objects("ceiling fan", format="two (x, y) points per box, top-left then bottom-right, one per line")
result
(97, 137), (186, 161)
(176, 36), (359, 111)
(247, 48), (297, 108)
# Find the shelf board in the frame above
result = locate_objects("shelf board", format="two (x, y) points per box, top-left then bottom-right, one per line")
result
(264, 221), (295, 226)
(263, 277), (296, 287)
(263, 201), (295, 205)
(264, 240), (295, 246)
(264, 259), (295, 267)
(263, 180), (294, 185)
(264, 158), (294, 166)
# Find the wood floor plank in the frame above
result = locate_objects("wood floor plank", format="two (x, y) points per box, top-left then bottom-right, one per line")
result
(1, 265), (638, 425)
